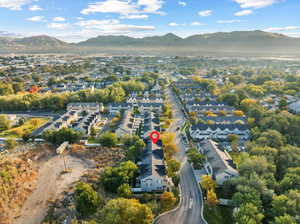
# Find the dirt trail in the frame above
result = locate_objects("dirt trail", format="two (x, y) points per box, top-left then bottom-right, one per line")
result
(14, 155), (94, 224)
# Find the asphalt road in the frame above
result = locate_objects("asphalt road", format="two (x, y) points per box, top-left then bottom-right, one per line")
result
(155, 87), (207, 224)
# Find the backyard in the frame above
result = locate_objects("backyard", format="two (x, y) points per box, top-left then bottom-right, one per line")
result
(0, 117), (49, 138)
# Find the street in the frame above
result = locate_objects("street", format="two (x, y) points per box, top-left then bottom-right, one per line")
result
(155, 87), (207, 224)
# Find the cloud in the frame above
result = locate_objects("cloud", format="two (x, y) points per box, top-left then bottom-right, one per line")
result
(234, 9), (253, 16)
(48, 23), (71, 30)
(234, 0), (280, 9)
(265, 26), (300, 32)
(138, 0), (164, 13)
(29, 4), (42, 11)
(191, 22), (204, 26)
(53, 17), (66, 22)
(27, 16), (44, 22)
(218, 20), (242, 24)
(178, 1), (186, 7)
(76, 17), (84, 20)
(198, 10), (212, 17)
(0, 0), (36, 10)
(75, 19), (155, 33)
(120, 14), (148, 19)
(81, 0), (137, 15)
(75, 19), (120, 28)
(81, 0), (164, 17)
(169, 22), (179, 27)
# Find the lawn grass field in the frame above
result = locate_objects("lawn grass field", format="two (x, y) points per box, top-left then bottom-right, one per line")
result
(0, 117), (49, 138)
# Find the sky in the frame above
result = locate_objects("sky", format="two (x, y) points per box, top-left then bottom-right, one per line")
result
(0, 0), (299, 42)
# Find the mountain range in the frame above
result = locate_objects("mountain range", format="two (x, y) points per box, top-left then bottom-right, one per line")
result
(0, 30), (300, 56)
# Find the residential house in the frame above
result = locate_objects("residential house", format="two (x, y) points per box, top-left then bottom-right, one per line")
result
(198, 139), (239, 185)
(138, 140), (168, 192)
(190, 123), (250, 141)
(67, 102), (104, 112)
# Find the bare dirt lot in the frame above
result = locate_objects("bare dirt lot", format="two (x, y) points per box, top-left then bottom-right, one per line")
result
(14, 154), (95, 224)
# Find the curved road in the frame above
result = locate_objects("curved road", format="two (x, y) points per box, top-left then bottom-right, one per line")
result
(155, 87), (207, 224)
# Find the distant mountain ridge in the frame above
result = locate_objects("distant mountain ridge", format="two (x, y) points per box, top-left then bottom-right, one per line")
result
(0, 30), (300, 56)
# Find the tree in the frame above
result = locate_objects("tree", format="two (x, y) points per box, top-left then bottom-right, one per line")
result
(200, 175), (216, 191)
(234, 203), (264, 224)
(101, 198), (153, 224)
(187, 148), (205, 169)
(90, 126), (97, 138)
(277, 145), (300, 179)
(98, 132), (118, 147)
(5, 138), (17, 150)
(272, 215), (296, 224)
(101, 161), (138, 192)
(256, 130), (285, 148)
(0, 83), (14, 96)
(161, 132), (176, 146)
(172, 175), (180, 187)
(117, 184), (132, 198)
(0, 115), (11, 132)
(166, 159), (180, 178)
(160, 191), (177, 211)
(75, 182), (101, 218)
(238, 156), (276, 189)
(21, 131), (32, 142)
(279, 167), (300, 193)
(272, 190), (300, 218)
(164, 143), (178, 160)
(228, 134), (240, 152)
(42, 127), (83, 145)
(250, 146), (278, 163)
(219, 93), (240, 107)
(232, 187), (262, 209)
(206, 190), (219, 208)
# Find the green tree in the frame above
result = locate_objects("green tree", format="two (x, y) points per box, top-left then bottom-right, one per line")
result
(234, 203), (264, 224)
(101, 161), (138, 192)
(219, 93), (240, 107)
(98, 132), (118, 147)
(272, 215), (296, 224)
(279, 167), (300, 193)
(0, 83), (14, 96)
(117, 184), (132, 198)
(166, 159), (180, 178)
(272, 190), (300, 218)
(42, 127), (83, 145)
(187, 148), (205, 169)
(0, 115), (11, 132)
(256, 130), (285, 148)
(101, 198), (153, 224)
(75, 182), (101, 218)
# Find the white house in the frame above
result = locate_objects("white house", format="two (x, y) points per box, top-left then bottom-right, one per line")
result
(67, 102), (104, 112)
(190, 123), (250, 141)
(199, 140), (239, 185)
(138, 140), (168, 192)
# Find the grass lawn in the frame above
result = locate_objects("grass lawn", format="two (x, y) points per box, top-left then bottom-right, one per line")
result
(203, 204), (233, 224)
(0, 117), (49, 138)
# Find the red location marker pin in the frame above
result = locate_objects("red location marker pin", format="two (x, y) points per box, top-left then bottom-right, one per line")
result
(150, 131), (160, 144)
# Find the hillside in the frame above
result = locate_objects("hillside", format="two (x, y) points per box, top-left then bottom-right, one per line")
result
(0, 35), (74, 54)
(0, 31), (300, 56)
